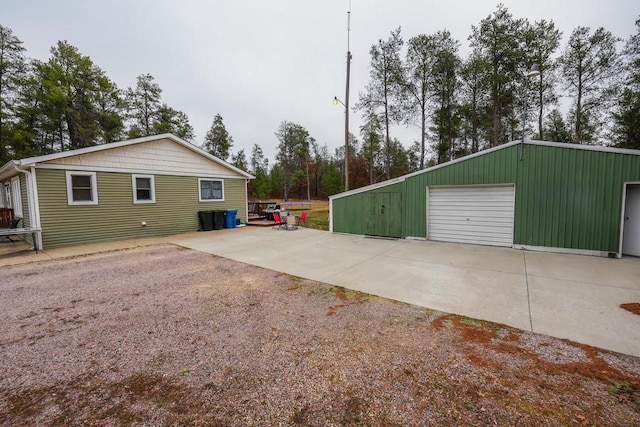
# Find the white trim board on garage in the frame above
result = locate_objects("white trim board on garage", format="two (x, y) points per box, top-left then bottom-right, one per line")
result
(426, 185), (515, 247)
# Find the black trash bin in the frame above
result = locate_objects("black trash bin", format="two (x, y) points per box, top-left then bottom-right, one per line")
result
(198, 210), (213, 231)
(212, 210), (225, 230)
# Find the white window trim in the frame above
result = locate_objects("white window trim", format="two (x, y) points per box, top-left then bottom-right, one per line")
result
(132, 174), (156, 204)
(0, 183), (5, 208)
(66, 171), (98, 206)
(4, 182), (11, 208)
(11, 177), (23, 218)
(198, 178), (225, 202)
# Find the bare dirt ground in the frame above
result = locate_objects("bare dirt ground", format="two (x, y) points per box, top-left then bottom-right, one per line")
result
(1, 245), (639, 426)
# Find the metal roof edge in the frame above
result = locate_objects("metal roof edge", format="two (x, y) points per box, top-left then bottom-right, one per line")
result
(328, 176), (407, 200)
(526, 139), (640, 156)
(330, 140), (522, 200)
(329, 139), (640, 201)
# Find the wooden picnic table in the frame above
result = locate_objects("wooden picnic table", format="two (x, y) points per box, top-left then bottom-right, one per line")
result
(279, 201), (312, 210)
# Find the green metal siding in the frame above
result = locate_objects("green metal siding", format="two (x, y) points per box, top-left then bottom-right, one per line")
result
(365, 192), (402, 237)
(36, 169), (248, 249)
(332, 143), (640, 253)
(514, 144), (640, 252)
(332, 182), (404, 235)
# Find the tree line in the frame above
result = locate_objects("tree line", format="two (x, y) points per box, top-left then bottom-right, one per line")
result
(1, 4), (639, 201)
(358, 5), (640, 181)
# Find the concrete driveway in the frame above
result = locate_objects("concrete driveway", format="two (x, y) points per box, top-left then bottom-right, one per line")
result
(172, 226), (640, 357)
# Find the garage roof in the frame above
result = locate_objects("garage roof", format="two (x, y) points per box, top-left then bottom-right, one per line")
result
(330, 139), (640, 200)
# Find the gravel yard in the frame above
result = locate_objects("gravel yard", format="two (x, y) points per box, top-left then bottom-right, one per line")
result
(1, 244), (639, 426)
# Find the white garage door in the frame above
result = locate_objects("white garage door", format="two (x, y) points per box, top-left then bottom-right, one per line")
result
(427, 186), (515, 247)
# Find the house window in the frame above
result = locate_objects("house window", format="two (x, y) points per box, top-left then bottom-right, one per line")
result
(3, 182), (11, 208)
(198, 178), (224, 201)
(11, 177), (23, 218)
(0, 183), (6, 208)
(132, 175), (155, 204)
(66, 171), (98, 205)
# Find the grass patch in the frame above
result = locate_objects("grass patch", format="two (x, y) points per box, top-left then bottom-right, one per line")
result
(605, 378), (640, 408)
(287, 209), (329, 231)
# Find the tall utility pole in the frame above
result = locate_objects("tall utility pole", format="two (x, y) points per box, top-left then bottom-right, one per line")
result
(344, 2), (352, 191)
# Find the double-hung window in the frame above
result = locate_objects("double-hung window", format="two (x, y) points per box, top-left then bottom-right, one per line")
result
(198, 178), (224, 202)
(66, 171), (98, 205)
(10, 177), (23, 218)
(132, 175), (155, 204)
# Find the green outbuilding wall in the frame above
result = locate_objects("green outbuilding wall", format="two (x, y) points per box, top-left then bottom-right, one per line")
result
(36, 169), (248, 249)
(332, 141), (640, 254)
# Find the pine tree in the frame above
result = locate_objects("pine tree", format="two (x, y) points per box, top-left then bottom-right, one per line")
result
(231, 149), (248, 171)
(356, 27), (403, 179)
(153, 103), (194, 141)
(203, 113), (233, 160)
(611, 17), (640, 149)
(0, 25), (27, 163)
(559, 26), (621, 143)
(126, 74), (162, 138)
(469, 5), (525, 147)
(523, 20), (562, 140)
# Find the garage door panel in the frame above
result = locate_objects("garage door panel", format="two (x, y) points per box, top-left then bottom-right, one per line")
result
(429, 224), (513, 236)
(429, 220), (513, 229)
(427, 186), (514, 247)
(429, 212), (514, 221)
(430, 207), (514, 216)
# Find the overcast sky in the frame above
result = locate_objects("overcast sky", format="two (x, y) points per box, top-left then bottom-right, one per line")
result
(3, 0), (638, 163)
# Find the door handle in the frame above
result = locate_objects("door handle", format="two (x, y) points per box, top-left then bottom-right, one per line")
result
(625, 216), (630, 221)
(381, 205), (385, 214)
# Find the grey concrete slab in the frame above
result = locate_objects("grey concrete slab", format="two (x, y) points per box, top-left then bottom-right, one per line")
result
(528, 275), (640, 356)
(524, 250), (640, 289)
(327, 256), (532, 331)
(170, 227), (640, 357)
(387, 239), (526, 275)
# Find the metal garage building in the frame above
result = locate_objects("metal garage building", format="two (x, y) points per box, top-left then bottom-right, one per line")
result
(329, 140), (640, 258)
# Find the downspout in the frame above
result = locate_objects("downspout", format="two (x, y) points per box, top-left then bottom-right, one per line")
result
(14, 163), (43, 250)
(246, 178), (250, 223)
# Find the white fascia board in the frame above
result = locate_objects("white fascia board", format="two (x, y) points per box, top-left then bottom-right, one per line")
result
(33, 163), (247, 180)
(0, 160), (19, 181)
(17, 134), (176, 164)
(16, 133), (254, 180)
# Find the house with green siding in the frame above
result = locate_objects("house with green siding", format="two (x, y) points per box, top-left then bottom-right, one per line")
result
(0, 134), (253, 249)
(330, 140), (640, 258)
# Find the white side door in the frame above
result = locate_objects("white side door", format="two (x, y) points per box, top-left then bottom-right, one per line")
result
(622, 185), (640, 256)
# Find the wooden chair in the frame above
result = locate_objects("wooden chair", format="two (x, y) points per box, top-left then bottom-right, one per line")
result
(272, 212), (286, 230)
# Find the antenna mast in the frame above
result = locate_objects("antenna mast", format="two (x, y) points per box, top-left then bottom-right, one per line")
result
(344, 0), (352, 191)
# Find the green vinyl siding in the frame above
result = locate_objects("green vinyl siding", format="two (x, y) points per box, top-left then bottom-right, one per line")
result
(332, 142), (640, 253)
(36, 169), (248, 249)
